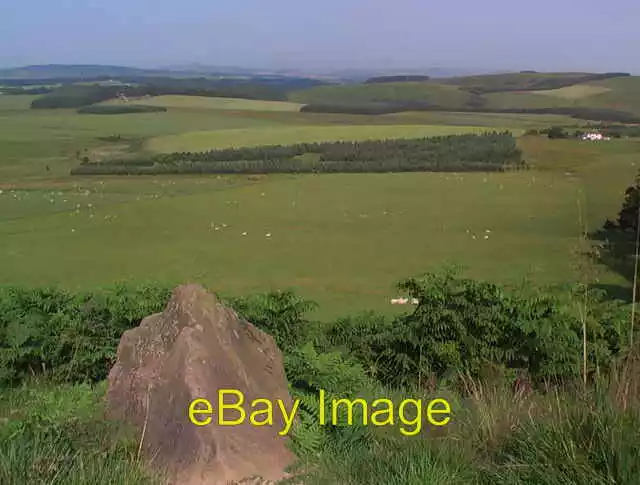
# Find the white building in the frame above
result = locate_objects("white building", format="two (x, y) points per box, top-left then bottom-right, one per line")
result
(582, 132), (611, 141)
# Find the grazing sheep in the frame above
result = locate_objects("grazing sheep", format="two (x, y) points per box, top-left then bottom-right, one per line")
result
(391, 297), (417, 305)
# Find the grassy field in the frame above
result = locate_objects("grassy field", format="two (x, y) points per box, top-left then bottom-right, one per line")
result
(0, 89), (636, 319)
(2, 138), (638, 318)
(534, 84), (612, 99)
(286, 73), (640, 116)
(384, 110), (580, 128)
(104, 95), (303, 111)
(288, 82), (473, 107)
(484, 78), (640, 114)
(0, 170), (584, 318)
(145, 124), (503, 153)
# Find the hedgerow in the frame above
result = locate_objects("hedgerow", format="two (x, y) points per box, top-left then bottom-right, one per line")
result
(0, 284), (172, 385)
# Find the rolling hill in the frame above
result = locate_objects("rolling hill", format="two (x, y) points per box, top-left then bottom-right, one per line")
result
(289, 72), (640, 121)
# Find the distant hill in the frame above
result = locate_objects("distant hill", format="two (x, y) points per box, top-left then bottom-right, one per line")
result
(437, 71), (631, 93)
(290, 71), (640, 122)
(0, 64), (177, 80)
(0, 65), (335, 90)
(365, 75), (431, 84)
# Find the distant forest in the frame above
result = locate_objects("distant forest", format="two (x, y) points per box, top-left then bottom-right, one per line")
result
(364, 75), (431, 84)
(22, 76), (331, 109)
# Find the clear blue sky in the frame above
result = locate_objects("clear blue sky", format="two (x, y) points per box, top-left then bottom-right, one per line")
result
(1, 0), (638, 72)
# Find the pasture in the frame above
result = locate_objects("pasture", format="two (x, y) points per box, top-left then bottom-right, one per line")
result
(145, 124), (501, 153)
(105, 95), (303, 111)
(0, 90), (636, 319)
(534, 84), (612, 100)
(288, 82), (473, 107)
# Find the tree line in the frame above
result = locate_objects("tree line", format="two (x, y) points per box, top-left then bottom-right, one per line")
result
(0, 86), (56, 95)
(72, 132), (525, 175)
(364, 75), (431, 84)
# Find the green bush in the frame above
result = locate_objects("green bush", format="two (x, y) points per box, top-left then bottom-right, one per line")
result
(0, 272), (633, 389)
(547, 126), (568, 139)
(227, 290), (319, 353)
(326, 269), (633, 387)
(0, 284), (171, 385)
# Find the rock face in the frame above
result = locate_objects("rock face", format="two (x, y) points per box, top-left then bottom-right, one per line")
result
(106, 284), (295, 485)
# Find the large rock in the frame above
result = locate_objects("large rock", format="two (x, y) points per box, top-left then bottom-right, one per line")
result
(106, 284), (296, 485)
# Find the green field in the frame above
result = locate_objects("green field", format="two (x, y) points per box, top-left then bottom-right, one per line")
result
(287, 73), (640, 117)
(145, 124), (503, 153)
(104, 95), (304, 111)
(534, 84), (612, 99)
(288, 82), (473, 106)
(384, 110), (581, 128)
(0, 84), (637, 319)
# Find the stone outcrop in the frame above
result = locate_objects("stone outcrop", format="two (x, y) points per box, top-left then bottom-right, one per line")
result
(106, 284), (295, 485)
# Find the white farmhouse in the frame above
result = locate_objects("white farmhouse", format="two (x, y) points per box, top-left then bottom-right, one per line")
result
(581, 132), (611, 141)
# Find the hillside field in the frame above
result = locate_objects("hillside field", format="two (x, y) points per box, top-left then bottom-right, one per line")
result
(290, 73), (640, 118)
(144, 124), (504, 153)
(0, 86), (637, 318)
(103, 95), (304, 111)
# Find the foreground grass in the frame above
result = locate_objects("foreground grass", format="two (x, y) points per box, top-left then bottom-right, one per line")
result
(3, 372), (638, 485)
(0, 382), (158, 485)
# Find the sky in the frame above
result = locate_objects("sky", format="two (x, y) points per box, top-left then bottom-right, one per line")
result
(1, 0), (639, 73)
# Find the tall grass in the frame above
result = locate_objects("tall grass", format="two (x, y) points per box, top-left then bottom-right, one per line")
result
(0, 381), (159, 485)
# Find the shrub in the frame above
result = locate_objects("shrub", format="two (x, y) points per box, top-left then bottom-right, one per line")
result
(0, 284), (172, 385)
(547, 126), (568, 139)
(227, 290), (319, 353)
(324, 269), (633, 387)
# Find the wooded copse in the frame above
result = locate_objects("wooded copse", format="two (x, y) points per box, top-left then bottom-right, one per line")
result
(72, 132), (526, 175)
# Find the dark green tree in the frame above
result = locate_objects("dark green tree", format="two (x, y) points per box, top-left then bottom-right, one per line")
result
(547, 126), (568, 139)
(617, 174), (640, 232)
